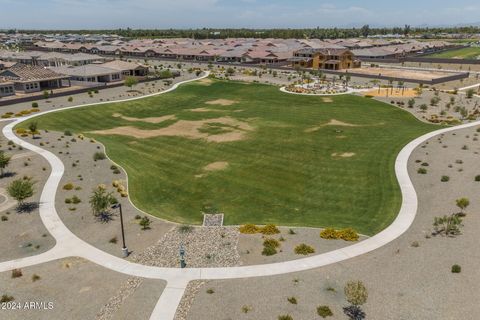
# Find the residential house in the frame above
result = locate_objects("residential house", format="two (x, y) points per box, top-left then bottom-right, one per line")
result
(0, 63), (70, 93)
(290, 48), (359, 70)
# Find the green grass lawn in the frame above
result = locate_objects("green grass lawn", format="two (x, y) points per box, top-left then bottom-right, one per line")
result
(426, 47), (480, 59)
(20, 80), (437, 235)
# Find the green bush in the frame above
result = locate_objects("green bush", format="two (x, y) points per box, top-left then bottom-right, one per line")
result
(475, 175), (480, 182)
(418, 168), (427, 174)
(64, 130), (72, 136)
(262, 245), (277, 256)
(0, 294), (14, 303)
(344, 280), (368, 306)
(278, 315), (293, 320)
(71, 195), (81, 204)
(294, 243), (315, 255)
(441, 176), (450, 182)
(31, 102), (39, 108)
(287, 297), (297, 304)
(451, 264), (461, 273)
(93, 152), (106, 161)
(63, 183), (74, 190)
(67, 97), (73, 102)
(317, 305), (333, 318)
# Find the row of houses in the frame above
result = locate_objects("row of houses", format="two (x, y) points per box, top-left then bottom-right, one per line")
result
(27, 37), (457, 65)
(0, 59), (149, 98)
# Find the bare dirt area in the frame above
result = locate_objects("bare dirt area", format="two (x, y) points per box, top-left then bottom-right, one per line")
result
(305, 119), (362, 133)
(0, 122), (55, 262)
(91, 116), (254, 143)
(112, 113), (176, 124)
(184, 125), (480, 320)
(205, 99), (238, 106)
(331, 152), (356, 158)
(0, 257), (165, 320)
(350, 67), (458, 82)
(196, 78), (213, 86)
(363, 88), (419, 98)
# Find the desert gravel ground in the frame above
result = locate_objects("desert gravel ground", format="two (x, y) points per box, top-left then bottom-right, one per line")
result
(185, 125), (480, 320)
(0, 257), (165, 320)
(0, 122), (55, 262)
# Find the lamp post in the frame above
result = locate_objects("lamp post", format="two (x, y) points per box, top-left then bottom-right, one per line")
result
(111, 203), (128, 257)
(179, 244), (186, 268)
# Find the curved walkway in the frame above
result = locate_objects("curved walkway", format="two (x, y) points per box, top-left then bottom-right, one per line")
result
(1, 73), (479, 319)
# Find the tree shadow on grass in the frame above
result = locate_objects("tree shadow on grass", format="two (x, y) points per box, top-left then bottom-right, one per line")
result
(16, 202), (39, 213)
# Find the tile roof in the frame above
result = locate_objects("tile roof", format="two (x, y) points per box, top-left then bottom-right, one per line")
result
(0, 63), (67, 81)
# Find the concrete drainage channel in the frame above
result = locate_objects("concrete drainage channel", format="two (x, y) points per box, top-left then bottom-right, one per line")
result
(1, 73), (480, 319)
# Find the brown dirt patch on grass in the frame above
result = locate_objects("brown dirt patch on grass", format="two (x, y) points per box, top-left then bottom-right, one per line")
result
(112, 113), (176, 124)
(195, 161), (229, 178)
(332, 152), (356, 158)
(190, 108), (217, 112)
(322, 97), (333, 103)
(205, 99), (238, 106)
(197, 78), (213, 86)
(91, 117), (253, 143)
(305, 119), (361, 133)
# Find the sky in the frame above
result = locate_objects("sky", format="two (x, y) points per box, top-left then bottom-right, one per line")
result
(0, 0), (479, 29)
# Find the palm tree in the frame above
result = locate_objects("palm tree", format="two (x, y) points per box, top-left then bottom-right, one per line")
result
(0, 151), (11, 177)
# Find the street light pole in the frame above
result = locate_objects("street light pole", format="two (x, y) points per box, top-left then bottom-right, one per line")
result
(112, 203), (128, 257)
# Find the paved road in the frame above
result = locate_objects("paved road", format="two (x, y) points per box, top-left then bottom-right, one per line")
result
(1, 72), (479, 320)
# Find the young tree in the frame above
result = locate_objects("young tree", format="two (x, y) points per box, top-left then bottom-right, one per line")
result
(456, 198), (470, 216)
(0, 151), (11, 177)
(139, 216), (151, 230)
(407, 98), (416, 108)
(89, 185), (117, 222)
(7, 177), (35, 208)
(28, 121), (38, 139)
(124, 76), (138, 90)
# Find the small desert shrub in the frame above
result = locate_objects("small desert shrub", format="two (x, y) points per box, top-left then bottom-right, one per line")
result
(320, 228), (339, 239)
(110, 165), (118, 170)
(475, 175), (480, 182)
(178, 224), (193, 233)
(441, 175), (450, 182)
(337, 228), (359, 242)
(411, 241), (420, 248)
(32, 274), (41, 282)
(418, 168), (427, 174)
(263, 238), (280, 248)
(32, 102), (39, 108)
(93, 152), (106, 161)
(139, 216), (151, 230)
(11, 269), (22, 278)
(67, 97), (73, 102)
(288, 228), (296, 235)
(241, 305), (252, 313)
(451, 264), (461, 273)
(261, 224), (280, 235)
(278, 315), (293, 320)
(239, 224), (260, 234)
(134, 214), (141, 220)
(262, 245), (277, 256)
(113, 169), (121, 174)
(109, 236), (118, 244)
(287, 297), (297, 304)
(62, 182), (76, 191)
(0, 294), (14, 303)
(344, 280), (368, 306)
(317, 305), (334, 318)
(206, 288), (215, 294)
(70, 195), (81, 204)
(1, 216), (8, 221)
(64, 130), (72, 136)
(294, 243), (315, 255)
(65, 198), (72, 204)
